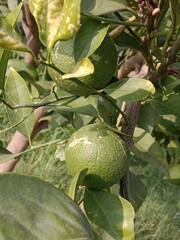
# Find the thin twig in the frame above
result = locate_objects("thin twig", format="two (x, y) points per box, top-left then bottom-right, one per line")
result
(0, 110), (34, 133)
(0, 96), (74, 110)
(82, 12), (144, 27)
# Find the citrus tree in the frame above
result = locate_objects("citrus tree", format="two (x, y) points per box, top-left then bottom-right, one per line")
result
(0, 0), (180, 239)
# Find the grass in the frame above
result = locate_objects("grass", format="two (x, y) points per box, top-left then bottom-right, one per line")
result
(0, 105), (180, 239)
(135, 165), (180, 240)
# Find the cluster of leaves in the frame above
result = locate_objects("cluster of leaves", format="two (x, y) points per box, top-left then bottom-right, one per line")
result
(0, 0), (180, 239)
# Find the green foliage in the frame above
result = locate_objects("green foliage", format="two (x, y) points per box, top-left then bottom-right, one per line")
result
(84, 189), (134, 239)
(0, 15), (32, 53)
(0, 0), (180, 239)
(81, 0), (131, 16)
(104, 78), (155, 101)
(74, 19), (109, 62)
(133, 127), (168, 175)
(0, 174), (95, 239)
(4, 68), (35, 138)
(29, 0), (81, 49)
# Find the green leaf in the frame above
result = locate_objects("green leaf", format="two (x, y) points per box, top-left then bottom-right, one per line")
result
(57, 0), (81, 41)
(170, 0), (180, 29)
(7, 0), (19, 11)
(6, 1), (23, 27)
(53, 96), (98, 117)
(157, 116), (180, 137)
(29, 0), (81, 49)
(133, 127), (169, 175)
(0, 1), (23, 90)
(114, 32), (144, 53)
(68, 168), (88, 200)
(74, 19), (109, 62)
(168, 164), (180, 185)
(104, 78), (155, 101)
(138, 102), (156, 134)
(88, 94), (119, 126)
(4, 67), (35, 138)
(162, 75), (180, 94)
(167, 139), (180, 164)
(0, 5), (10, 16)
(129, 158), (147, 211)
(8, 59), (38, 81)
(50, 36), (75, 74)
(0, 49), (10, 90)
(68, 97), (98, 116)
(0, 174), (95, 240)
(81, 0), (128, 16)
(84, 189), (134, 240)
(50, 35), (118, 95)
(0, 16), (32, 53)
(151, 95), (180, 127)
(62, 58), (94, 80)
(0, 146), (14, 164)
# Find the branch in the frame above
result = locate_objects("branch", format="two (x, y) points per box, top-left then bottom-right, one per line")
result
(1, 96), (74, 110)
(82, 12), (143, 27)
(149, 35), (180, 83)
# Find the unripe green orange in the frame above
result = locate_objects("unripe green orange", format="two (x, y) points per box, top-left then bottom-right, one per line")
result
(49, 35), (117, 96)
(65, 123), (129, 189)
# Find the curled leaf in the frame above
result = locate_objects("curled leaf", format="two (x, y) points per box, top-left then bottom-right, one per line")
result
(62, 58), (94, 80)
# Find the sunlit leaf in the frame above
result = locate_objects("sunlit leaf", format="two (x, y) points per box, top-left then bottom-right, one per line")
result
(6, 1), (23, 27)
(157, 116), (180, 137)
(104, 78), (155, 101)
(62, 58), (94, 80)
(0, 2), (23, 90)
(0, 16), (32, 53)
(8, 59), (38, 81)
(133, 127), (169, 175)
(58, 0), (81, 41)
(4, 67), (35, 138)
(0, 174), (95, 239)
(167, 139), (180, 164)
(29, 0), (81, 49)
(84, 189), (134, 239)
(168, 164), (180, 185)
(151, 95), (180, 127)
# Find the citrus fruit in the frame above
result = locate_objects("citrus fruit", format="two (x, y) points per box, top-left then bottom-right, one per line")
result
(49, 35), (117, 96)
(65, 123), (129, 189)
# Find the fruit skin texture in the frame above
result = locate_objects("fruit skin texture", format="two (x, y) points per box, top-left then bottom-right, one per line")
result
(65, 123), (129, 189)
(49, 35), (117, 96)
